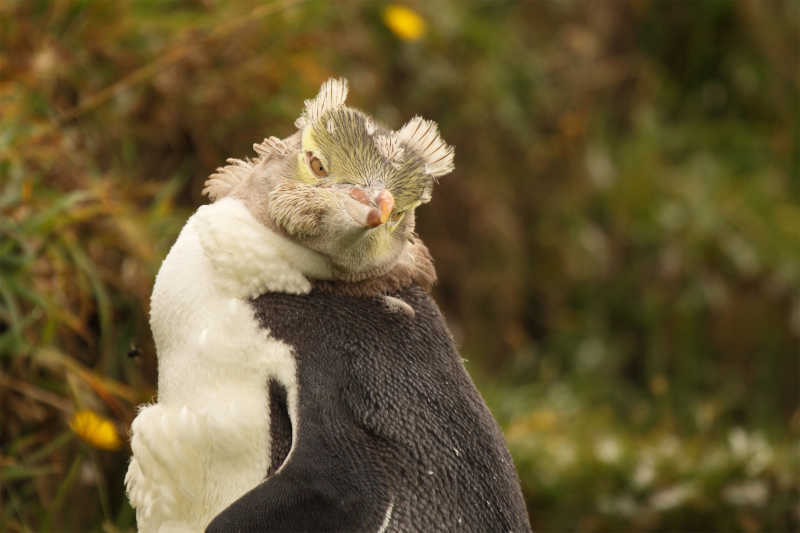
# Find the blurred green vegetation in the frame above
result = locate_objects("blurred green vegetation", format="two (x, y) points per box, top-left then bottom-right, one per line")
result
(1, 0), (798, 531)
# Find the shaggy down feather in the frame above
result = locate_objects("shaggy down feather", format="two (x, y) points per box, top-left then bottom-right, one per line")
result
(125, 198), (328, 532)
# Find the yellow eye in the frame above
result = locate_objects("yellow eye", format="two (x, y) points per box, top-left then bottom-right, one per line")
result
(388, 210), (406, 231)
(306, 151), (328, 178)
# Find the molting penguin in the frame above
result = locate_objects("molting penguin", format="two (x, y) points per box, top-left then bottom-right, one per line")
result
(126, 78), (532, 533)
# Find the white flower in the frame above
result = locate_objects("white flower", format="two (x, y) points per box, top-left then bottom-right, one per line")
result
(728, 427), (750, 458)
(727, 428), (774, 475)
(633, 459), (656, 489)
(746, 434), (773, 476)
(650, 483), (695, 511)
(595, 437), (622, 464)
(722, 481), (768, 507)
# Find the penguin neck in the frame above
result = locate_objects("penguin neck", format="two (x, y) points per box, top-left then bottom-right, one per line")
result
(194, 196), (436, 299)
(311, 237), (437, 297)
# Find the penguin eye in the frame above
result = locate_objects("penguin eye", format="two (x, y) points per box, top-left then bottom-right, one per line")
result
(388, 210), (406, 231)
(306, 152), (328, 178)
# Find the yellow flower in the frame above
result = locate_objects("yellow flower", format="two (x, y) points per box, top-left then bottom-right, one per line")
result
(383, 5), (426, 41)
(69, 409), (122, 451)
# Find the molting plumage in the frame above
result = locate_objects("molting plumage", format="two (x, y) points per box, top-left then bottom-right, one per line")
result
(201, 77), (454, 281)
(125, 198), (308, 533)
(127, 78), (530, 533)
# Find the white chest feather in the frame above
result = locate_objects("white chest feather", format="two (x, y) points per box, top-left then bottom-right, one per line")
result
(126, 198), (330, 533)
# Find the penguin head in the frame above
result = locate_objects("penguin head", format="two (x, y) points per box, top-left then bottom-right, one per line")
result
(203, 78), (454, 282)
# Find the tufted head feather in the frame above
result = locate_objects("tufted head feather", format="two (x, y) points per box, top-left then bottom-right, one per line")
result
(294, 78), (349, 129)
(374, 134), (405, 169)
(396, 116), (455, 178)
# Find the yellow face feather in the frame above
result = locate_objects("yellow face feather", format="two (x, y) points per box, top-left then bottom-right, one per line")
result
(295, 107), (435, 215)
(296, 127), (324, 184)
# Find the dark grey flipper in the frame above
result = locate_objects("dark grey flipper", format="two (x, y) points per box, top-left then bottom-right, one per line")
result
(207, 286), (531, 533)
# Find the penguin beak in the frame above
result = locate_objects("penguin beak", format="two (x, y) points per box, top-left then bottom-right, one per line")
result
(349, 188), (394, 228)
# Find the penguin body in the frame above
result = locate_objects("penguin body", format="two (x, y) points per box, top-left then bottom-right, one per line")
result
(126, 78), (532, 532)
(206, 286), (531, 532)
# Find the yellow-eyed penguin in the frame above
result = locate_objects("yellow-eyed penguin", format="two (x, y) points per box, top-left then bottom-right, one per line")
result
(126, 78), (532, 533)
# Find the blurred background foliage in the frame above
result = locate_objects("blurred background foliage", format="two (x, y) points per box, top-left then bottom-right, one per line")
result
(1, 0), (798, 531)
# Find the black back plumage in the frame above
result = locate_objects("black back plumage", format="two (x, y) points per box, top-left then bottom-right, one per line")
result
(206, 286), (531, 533)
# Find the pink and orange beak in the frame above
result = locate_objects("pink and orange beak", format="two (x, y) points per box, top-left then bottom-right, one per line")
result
(349, 188), (395, 228)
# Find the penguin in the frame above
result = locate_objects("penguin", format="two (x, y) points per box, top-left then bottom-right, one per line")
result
(126, 78), (532, 533)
